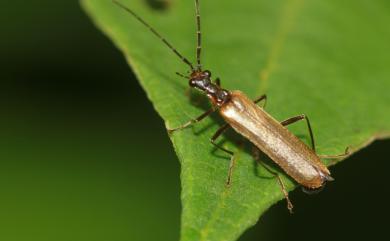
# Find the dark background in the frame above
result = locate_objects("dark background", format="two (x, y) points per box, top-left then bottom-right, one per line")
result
(0, 1), (388, 241)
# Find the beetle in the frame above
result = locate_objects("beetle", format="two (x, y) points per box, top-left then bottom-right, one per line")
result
(113, 0), (349, 212)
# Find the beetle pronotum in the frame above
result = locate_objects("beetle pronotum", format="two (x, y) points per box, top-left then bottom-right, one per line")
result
(113, 0), (349, 212)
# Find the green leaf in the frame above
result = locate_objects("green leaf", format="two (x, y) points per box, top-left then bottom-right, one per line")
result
(81, 0), (390, 240)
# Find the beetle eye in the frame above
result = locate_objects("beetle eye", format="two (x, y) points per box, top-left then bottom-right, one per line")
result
(204, 70), (211, 77)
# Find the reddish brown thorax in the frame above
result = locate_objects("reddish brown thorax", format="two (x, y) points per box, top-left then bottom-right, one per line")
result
(189, 70), (231, 107)
(190, 70), (208, 80)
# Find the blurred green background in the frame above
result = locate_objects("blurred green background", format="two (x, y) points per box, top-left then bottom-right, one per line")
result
(0, 1), (389, 241)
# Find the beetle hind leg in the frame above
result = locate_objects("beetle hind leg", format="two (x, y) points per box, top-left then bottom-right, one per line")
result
(318, 147), (350, 159)
(253, 94), (267, 108)
(302, 185), (325, 195)
(281, 114), (316, 152)
(253, 148), (294, 213)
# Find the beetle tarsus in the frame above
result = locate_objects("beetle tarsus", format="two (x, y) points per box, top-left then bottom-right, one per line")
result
(318, 147), (350, 159)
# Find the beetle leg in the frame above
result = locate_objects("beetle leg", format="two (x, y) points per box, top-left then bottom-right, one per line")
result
(253, 148), (294, 213)
(210, 124), (236, 186)
(281, 114), (316, 152)
(319, 147), (350, 159)
(215, 77), (221, 86)
(168, 108), (215, 133)
(253, 94), (267, 108)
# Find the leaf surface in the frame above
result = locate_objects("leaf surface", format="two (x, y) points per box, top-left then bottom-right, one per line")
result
(82, 0), (390, 240)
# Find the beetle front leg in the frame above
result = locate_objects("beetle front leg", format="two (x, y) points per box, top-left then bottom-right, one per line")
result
(168, 108), (215, 134)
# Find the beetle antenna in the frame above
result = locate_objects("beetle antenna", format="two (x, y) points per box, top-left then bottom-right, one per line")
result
(195, 0), (202, 71)
(176, 72), (189, 79)
(113, 0), (194, 70)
